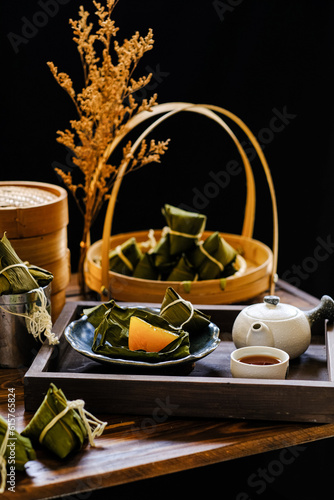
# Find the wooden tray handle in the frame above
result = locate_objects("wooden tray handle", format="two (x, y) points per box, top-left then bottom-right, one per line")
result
(98, 103), (278, 298)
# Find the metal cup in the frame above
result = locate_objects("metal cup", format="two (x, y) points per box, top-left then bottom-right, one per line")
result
(0, 284), (51, 368)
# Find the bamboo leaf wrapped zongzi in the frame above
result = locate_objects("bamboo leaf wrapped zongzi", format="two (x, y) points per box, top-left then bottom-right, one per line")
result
(0, 233), (53, 294)
(160, 287), (211, 333)
(188, 232), (237, 280)
(0, 233), (57, 345)
(27, 265), (54, 288)
(104, 204), (240, 285)
(149, 233), (179, 278)
(149, 233), (171, 268)
(166, 255), (198, 282)
(133, 253), (159, 280)
(162, 204), (206, 255)
(0, 415), (36, 472)
(21, 384), (106, 459)
(108, 237), (143, 276)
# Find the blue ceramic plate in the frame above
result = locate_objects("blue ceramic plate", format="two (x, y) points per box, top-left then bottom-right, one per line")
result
(64, 308), (220, 368)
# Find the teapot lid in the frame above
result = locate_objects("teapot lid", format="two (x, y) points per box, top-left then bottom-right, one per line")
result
(246, 296), (298, 320)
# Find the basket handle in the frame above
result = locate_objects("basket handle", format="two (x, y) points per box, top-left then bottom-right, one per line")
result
(99, 103), (277, 297)
(205, 103), (278, 288)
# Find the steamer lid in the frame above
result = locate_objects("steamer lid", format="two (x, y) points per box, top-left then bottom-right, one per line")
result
(0, 186), (58, 208)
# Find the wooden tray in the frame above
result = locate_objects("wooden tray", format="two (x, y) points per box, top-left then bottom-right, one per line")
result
(24, 301), (334, 423)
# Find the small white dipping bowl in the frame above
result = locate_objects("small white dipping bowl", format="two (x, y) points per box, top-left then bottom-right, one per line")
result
(230, 345), (289, 379)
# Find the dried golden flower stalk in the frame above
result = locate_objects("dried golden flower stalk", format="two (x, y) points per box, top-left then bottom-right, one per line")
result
(48, 0), (169, 288)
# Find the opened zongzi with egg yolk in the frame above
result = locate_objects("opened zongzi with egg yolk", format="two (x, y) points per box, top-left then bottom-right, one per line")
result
(128, 316), (179, 352)
(85, 300), (190, 362)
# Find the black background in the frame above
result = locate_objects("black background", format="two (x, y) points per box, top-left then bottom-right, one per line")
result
(2, 2), (334, 497)
(1, 0), (334, 298)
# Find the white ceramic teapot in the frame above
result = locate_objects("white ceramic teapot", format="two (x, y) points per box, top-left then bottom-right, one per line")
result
(232, 295), (334, 359)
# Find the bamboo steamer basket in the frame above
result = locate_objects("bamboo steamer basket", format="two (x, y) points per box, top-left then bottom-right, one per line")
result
(85, 103), (278, 304)
(0, 181), (70, 319)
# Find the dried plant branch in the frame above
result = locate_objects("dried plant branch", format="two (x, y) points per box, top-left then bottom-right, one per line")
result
(47, 0), (169, 288)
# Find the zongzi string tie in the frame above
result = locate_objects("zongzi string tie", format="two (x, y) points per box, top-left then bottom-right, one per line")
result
(141, 229), (157, 251)
(0, 288), (58, 345)
(160, 298), (195, 329)
(115, 245), (134, 271)
(25, 288), (59, 345)
(39, 399), (107, 448)
(0, 265), (59, 345)
(0, 424), (9, 493)
(197, 241), (224, 271)
(163, 226), (204, 240)
(0, 262), (29, 274)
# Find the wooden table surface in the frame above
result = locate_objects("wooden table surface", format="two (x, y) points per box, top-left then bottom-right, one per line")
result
(2, 277), (334, 499)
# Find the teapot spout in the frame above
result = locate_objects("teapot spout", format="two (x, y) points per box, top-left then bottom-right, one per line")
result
(246, 322), (275, 347)
(304, 295), (334, 327)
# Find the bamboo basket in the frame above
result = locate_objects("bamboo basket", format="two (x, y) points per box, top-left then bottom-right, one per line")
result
(0, 181), (70, 319)
(84, 103), (278, 304)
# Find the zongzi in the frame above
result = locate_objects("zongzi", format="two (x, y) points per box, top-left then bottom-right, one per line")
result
(108, 237), (142, 276)
(96, 204), (241, 286)
(162, 204), (206, 255)
(160, 287), (211, 333)
(0, 415), (36, 472)
(188, 232), (237, 280)
(133, 253), (159, 280)
(22, 383), (106, 459)
(166, 255), (197, 282)
(0, 233), (53, 294)
(149, 233), (179, 278)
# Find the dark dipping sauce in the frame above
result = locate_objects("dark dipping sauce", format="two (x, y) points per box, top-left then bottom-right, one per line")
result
(239, 355), (282, 366)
